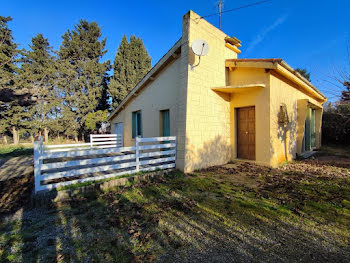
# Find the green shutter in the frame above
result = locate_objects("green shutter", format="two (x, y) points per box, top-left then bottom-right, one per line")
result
(132, 112), (136, 138)
(304, 107), (311, 151)
(138, 111), (143, 137)
(162, 110), (170, 136)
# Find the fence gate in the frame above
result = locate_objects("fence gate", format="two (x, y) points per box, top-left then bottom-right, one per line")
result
(90, 134), (122, 148)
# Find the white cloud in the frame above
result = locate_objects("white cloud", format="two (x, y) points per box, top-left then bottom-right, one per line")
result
(246, 14), (288, 54)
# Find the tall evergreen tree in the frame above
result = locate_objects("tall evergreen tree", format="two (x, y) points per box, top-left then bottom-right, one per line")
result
(0, 16), (34, 106)
(58, 20), (109, 140)
(20, 33), (57, 142)
(0, 16), (17, 96)
(0, 16), (25, 144)
(295, 68), (311, 82)
(97, 74), (110, 111)
(0, 16), (15, 142)
(109, 35), (151, 108)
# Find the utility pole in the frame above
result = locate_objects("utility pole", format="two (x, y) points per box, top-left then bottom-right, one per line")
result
(217, 0), (224, 29)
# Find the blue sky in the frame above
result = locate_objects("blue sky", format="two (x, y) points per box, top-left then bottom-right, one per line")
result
(2, 0), (349, 100)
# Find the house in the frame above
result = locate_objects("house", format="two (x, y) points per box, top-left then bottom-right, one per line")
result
(108, 10), (327, 173)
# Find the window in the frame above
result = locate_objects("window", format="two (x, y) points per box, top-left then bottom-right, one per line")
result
(311, 109), (316, 148)
(160, 110), (170, 136)
(303, 107), (316, 152)
(132, 111), (142, 138)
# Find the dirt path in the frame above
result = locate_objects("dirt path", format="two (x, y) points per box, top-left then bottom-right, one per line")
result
(0, 157), (34, 216)
(0, 157), (33, 181)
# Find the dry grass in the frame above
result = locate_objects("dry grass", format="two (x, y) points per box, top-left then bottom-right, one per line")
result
(0, 147), (349, 262)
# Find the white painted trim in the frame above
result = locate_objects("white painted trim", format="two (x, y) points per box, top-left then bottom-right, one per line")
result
(45, 143), (91, 149)
(91, 138), (120, 141)
(90, 134), (118, 137)
(34, 137), (43, 191)
(138, 143), (176, 150)
(135, 137), (140, 172)
(139, 150), (176, 158)
(141, 163), (176, 172)
(41, 146), (136, 159)
(41, 154), (136, 170)
(140, 156), (175, 166)
(139, 136), (176, 142)
(41, 161), (137, 181)
(34, 136), (177, 193)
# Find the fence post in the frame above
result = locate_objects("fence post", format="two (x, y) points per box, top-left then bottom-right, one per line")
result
(90, 134), (93, 148)
(34, 136), (43, 193)
(174, 137), (177, 162)
(135, 136), (140, 172)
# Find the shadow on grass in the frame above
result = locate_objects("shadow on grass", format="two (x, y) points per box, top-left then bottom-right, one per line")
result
(1, 162), (349, 262)
(0, 173), (33, 216)
(0, 146), (33, 159)
(114, 169), (349, 262)
(318, 144), (350, 158)
(0, 191), (60, 262)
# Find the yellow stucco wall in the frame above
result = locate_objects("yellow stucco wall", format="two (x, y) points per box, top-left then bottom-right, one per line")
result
(181, 11), (238, 172)
(269, 71), (323, 166)
(226, 67), (324, 167)
(111, 58), (181, 147)
(109, 10), (325, 172)
(228, 68), (271, 165)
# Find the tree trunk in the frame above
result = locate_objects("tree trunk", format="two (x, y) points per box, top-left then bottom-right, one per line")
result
(74, 135), (78, 143)
(30, 134), (34, 144)
(2, 134), (7, 144)
(44, 127), (49, 143)
(12, 127), (18, 145)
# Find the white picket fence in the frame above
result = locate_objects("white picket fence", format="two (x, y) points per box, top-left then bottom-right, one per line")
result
(33, 136), (176, 193)
(90, 134), (122, 148)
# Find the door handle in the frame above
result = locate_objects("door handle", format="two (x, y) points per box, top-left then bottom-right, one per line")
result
(245, 131), (248, 134)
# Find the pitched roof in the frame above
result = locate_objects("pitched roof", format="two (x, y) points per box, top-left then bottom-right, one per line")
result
(108, 38), (182, 121)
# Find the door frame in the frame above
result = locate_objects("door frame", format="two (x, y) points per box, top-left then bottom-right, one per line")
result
(235, 105), (256, 160)
(302, 106), (316, 153)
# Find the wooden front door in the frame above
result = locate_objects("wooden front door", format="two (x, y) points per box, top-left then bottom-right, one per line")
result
(237, 106), (255, 160)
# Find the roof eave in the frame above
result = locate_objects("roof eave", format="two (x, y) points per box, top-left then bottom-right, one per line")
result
(278, 60), (326, 101)
(108, 38), (182, 121)
(225, 59), (327, 102)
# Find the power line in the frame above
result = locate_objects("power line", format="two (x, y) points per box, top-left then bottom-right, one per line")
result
(201, 0), (273, 19)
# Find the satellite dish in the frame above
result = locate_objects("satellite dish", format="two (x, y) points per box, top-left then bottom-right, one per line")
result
(191, 39), (209, 56)
(190, 39), (209, 70)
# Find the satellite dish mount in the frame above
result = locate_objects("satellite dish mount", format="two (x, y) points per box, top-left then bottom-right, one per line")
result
(190, 39), (209, 70)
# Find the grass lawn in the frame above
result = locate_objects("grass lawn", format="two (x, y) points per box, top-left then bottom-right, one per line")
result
(0, 149), (349, 262)
(0, 145), (33, 159)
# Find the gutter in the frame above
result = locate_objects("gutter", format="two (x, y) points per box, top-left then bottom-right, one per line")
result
(279, 60), (327, 101)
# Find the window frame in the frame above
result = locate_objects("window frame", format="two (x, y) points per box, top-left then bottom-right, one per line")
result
(160, 109), (170, 137)
(132, 110), (142, 138)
